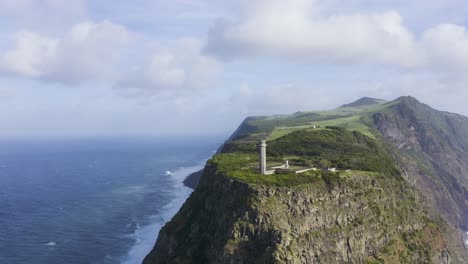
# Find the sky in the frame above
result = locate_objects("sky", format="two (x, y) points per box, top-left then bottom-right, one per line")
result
(1, 0), (468, 138)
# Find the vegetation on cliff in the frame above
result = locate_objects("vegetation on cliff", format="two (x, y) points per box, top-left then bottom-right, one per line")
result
(144, 96), (468, 264)
(144, 161), (466, 263)
(374, 96), (468, 230)
(209, 152), (347, 188)
(212, 127), (399, 188)
(222, 96), (468, 231)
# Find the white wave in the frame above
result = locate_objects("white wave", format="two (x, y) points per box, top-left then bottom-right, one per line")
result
(463, 231), (468, 246)
(120, 160), (206, 264)
(44, 241), (56, 246)
(164, 170), (172, 176)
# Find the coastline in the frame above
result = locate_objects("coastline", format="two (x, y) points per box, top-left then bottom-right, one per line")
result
(181, 141), (228, 190)
(121, 163), (204, 264)
(182, 169), (204, 189)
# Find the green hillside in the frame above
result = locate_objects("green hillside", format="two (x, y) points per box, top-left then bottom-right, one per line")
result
(144, 96), (468, 264)
(228, 96), (389, 143)
(213, 126), (399, 187)
(222, 96), (468, 231)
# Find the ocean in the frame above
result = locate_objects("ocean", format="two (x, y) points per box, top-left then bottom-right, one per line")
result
(0, 136), (222, 264)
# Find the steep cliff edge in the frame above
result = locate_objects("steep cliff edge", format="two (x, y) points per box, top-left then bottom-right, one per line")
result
(183, 169), (204, 190)
(144, 126), (467, 263)
(218, 96), (468, 232)
(144, 163), (466, 263)
(373, 96), (468, 230)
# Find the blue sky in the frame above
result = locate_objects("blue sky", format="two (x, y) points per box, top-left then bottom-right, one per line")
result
(1, 0), (468, 138)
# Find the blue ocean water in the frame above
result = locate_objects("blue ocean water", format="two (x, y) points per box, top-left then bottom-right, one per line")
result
(0, 137), (222, 264)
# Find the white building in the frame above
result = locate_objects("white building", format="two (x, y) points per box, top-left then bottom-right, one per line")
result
(259, 139), (267, 175)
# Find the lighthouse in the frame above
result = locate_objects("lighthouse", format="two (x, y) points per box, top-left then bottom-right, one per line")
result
(259, 139), (267, 175)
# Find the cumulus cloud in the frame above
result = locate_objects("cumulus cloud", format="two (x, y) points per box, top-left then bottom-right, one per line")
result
(0, 20), (130, 84)
(115, 38), (221, 96)
(204, 0), (468, 71)
(421, 24), (468, 70)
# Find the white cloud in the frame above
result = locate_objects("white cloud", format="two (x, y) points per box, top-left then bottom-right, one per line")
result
(421, 24), (468, 70)
(115, 38), (221, 96)
(0, 20), (130, 84)
(204, 0), (468, 72)
(0, 32), (57, 78)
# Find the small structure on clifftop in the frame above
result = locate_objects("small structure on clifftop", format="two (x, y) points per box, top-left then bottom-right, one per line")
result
(258, 139), (316, 175)
(259, 139), (267, 175)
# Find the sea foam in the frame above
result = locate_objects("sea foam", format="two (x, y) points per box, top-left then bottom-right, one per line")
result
(121, 161), (206, 264)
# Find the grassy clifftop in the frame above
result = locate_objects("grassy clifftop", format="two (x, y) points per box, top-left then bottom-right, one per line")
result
(267, 127), (398, 175)
(144, 96), (468, 263)
(226, 96), (389, 144)
(144, 161), (466, 263)
(223, 96), (468, 230)
(214, 127), (399, 187)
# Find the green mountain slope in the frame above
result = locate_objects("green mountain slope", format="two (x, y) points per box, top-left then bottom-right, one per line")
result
(373, 97), (468, 230)
(340, 97), (388, 108)
(144, 96), (468, 263)
(226, 96), (468, 231)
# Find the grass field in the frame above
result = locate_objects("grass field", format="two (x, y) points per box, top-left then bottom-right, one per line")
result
(312, 115), (375, 138)
(238, 100), (393, 142)
(268, 113), (375, 140)
(269, 125), (318, 140)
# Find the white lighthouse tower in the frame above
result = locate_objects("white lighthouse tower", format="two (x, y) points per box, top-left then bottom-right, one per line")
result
(259, 139), (267, 175)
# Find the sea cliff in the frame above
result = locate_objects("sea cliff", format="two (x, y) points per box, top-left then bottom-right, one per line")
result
(145, 162), (466, 263)
(144, 96), (468, 263)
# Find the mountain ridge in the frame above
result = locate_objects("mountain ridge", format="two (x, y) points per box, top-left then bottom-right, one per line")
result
(340, 97), (388, 108)
(147, 96), (468, 263)
(201, 95), (468, 232)
(373, 97), (468, 231)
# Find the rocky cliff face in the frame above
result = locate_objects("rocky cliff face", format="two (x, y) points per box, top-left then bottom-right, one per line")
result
(144, 96), (468, 264)
(373, 97), (468, 230)
(144, 163), (467, 263)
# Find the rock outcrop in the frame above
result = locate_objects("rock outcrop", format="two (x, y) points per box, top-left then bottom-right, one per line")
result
(144, 96), (468, 264)
(373, 96), (468, 230)
(144, 163), (467, 263)
(183, 169), (204, 190)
